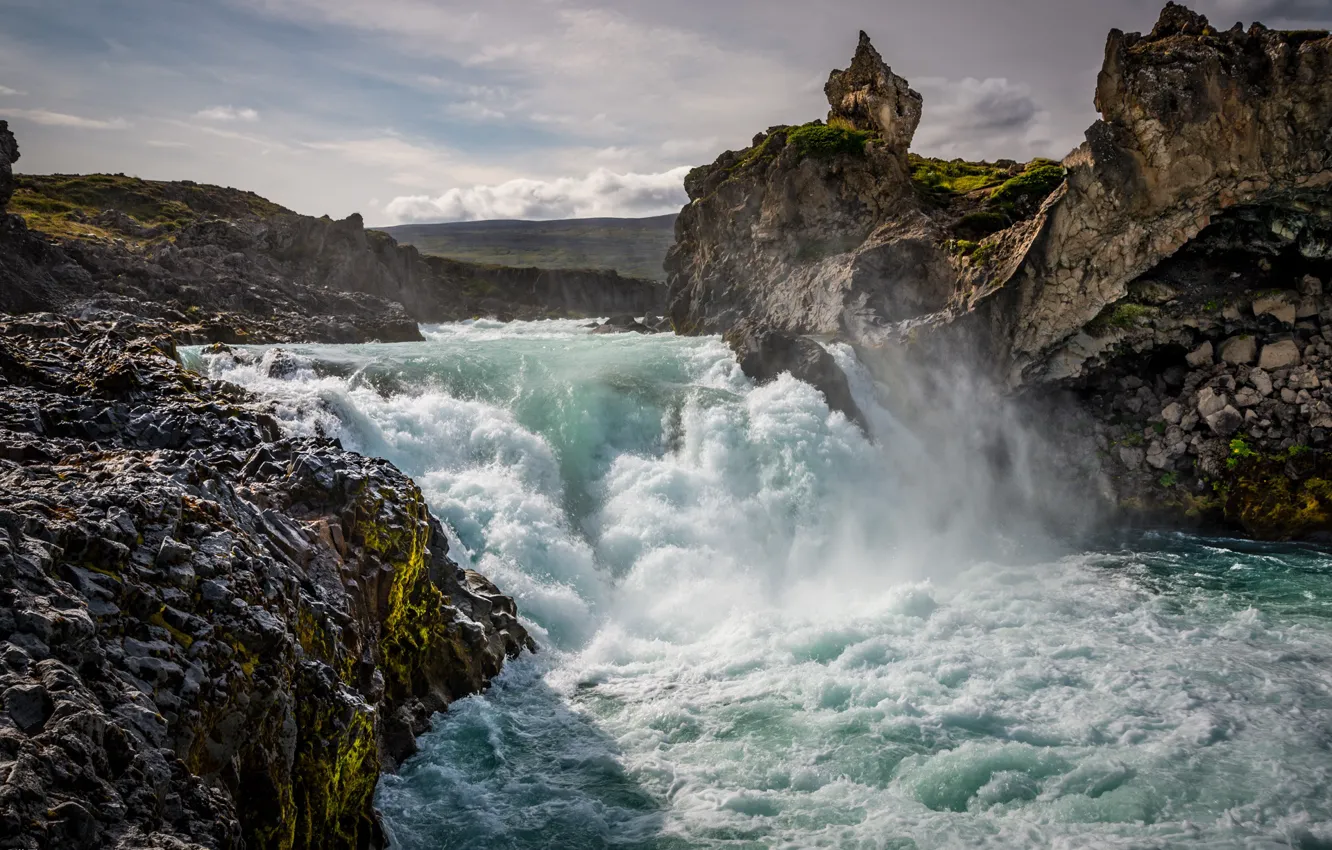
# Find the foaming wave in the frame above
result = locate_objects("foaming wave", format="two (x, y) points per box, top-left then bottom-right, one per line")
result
(187, 322), (1332, 850)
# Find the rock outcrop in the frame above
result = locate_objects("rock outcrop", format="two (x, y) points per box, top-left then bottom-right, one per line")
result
(0, 316), (532, 848)
(0, 121), (17, 212)
(666, 4), (1332, 537)
(824, 31), (922, 148)
(724, 320), (868, 432)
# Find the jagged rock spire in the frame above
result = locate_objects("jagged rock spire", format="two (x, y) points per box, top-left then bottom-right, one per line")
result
(1148, 2), (1210, 40)
(824, 31), (922, 151)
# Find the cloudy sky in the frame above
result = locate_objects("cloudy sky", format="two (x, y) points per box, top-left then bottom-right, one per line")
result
(2, 0), (1328, 225)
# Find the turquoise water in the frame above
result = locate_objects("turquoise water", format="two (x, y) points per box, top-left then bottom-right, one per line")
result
(191, 321), (1332, 850)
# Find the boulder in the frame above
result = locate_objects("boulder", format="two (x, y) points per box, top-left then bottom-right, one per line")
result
(1196, 387), (1227, 418)
(1300, 275), (1323, 297)
(1205, 405), (1244, 437)
(1119, 446), (1145, 470)
(1217, 335), (1256, 365)
(1250, 369), (1274, 397)
(1252, 293), (1297, 325)
(1185, 341), (1214, 367)
(1258, 340), (1302, 371)
(724, 320), (869, 433)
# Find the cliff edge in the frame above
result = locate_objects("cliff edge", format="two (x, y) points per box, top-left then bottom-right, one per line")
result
(667, 4), (1332, 538)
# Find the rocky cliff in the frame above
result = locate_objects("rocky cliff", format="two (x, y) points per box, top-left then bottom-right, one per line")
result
(0, 315), (533, 849)
(1, 158), (666, 345)
(667, 4), (1332, 538)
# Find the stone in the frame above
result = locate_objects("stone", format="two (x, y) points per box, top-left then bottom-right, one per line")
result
(1252, 293), (1298, 325)
(1161, 402), (1183, 424)
(1300, 275), (1323, 296)
(1205, 405), (1245, 437)
(824, 31), (922, 148)
(1196, 387), (1227, 418)
(1297, 298), (1321, 319)
(1282, 387), (1299, 404)
(1292, 368), (1321, 390)
(1250, 369), (1274, 397)
(1259, 339), (1302, 371)
(1118, 446), (1145, 470)
(1185, 341), (1214, 368)
(1217, 335), (1257, 365)
(0, 322), (535, 847)
(725, 321), (869, 432)
(1234, 387), (1262, 408)
(3, 683), (53, 734)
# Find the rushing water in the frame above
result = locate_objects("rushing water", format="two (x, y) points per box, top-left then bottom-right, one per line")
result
(188, 320), (1332, 850)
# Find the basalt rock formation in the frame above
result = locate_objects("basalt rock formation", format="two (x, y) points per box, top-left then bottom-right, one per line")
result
(1, 161), (665, 345)
(0, 316), (533, 848)
(667, 4), (1332, 537)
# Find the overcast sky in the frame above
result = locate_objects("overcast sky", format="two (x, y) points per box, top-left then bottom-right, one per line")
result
(2, 0), (1328, 225)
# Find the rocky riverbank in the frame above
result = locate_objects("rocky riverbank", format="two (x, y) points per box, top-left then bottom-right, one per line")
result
(0, 315), (533, 849)
(665, 3), (1332, 538)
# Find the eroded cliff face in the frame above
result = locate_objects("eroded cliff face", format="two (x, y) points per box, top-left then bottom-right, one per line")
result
(665, 33), (952, 339)
(0, 317), (532, 848)
(1, 167), (666, 345)
(944, 3), (1332, 388)
(667, 4), (1332, 537)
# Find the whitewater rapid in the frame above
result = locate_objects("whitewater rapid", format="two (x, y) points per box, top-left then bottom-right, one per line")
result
(188, 320), (1332, 850)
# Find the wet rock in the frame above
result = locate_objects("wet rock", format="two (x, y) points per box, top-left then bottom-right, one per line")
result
(0, 321), (533, 848)
(724, 320), (869, 433)
(1118, 446), (1145, 470)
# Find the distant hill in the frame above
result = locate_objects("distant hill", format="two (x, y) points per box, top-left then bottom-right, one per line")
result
(378, 214), (678, 282)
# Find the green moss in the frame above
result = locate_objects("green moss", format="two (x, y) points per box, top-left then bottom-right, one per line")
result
(786, 122), (875, 159)
(970, 243), (998, 267)
(290, 696), (379, 850)
(1087, 302), (1156, 336)
(909, 155), (1010, 195)
(1159, 471), (1179, 488)
(12, 173), (289, 243)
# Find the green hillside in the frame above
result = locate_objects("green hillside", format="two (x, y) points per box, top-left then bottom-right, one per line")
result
(379, 214), (678, 282)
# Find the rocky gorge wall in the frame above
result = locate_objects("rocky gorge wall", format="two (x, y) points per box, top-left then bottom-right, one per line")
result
(0, 316), (533, 849)
(665, 4), (1332, 539)
(0, 136), (666, 346)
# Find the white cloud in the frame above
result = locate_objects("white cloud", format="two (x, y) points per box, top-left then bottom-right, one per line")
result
(196, 105), (260, 122)
(0, 85), (24, 97)
(384, 166), (690, 223)
(913, 77), (1067, 161)
(146, 139), (190, 148)
(7, 109), (129, 130)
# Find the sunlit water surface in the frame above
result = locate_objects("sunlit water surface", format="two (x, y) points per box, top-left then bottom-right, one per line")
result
(187, 320), (1332, 850)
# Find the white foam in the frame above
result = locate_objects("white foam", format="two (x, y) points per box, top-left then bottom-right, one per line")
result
(191, 321), (1332, 849)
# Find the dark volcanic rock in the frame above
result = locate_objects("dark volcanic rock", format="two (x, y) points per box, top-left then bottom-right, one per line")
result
(725, 320), (869, 433)
(0, 121), (17, 212)
(0, 316), (532, 848)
